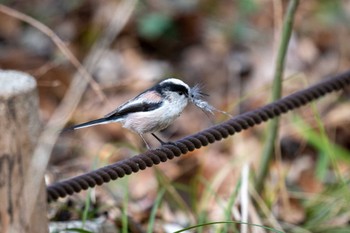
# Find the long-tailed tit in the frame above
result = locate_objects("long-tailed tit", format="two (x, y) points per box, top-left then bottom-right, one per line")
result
(64, 78), (229, 148)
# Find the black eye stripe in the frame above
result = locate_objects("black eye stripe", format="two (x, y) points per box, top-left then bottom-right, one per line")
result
(159, 83), (189, 96)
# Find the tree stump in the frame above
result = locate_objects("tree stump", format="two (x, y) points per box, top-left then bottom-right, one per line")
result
(0, 70), (47, 233)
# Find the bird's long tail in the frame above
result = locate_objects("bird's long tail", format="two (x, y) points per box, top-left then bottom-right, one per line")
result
(62, 118), (112, 132)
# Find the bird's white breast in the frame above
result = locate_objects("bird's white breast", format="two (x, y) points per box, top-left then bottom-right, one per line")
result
(121, 96), (188, 134)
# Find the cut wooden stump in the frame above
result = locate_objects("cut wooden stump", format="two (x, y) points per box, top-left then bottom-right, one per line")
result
(0, 70), (47, 233)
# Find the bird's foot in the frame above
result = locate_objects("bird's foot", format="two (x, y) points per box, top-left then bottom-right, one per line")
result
(151, 133), (177, 147)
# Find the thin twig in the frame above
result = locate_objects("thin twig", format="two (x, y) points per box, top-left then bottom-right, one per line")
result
(0, 4), (106, 101)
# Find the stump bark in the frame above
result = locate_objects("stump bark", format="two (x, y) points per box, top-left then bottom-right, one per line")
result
(0, 70), (47, 233)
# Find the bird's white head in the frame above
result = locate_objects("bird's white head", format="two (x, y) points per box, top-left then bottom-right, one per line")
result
(156, 78), (191, 100)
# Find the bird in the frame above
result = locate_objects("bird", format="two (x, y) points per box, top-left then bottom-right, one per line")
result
(64, 78), (195, 149)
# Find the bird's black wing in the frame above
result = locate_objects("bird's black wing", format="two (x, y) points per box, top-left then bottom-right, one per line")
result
(104, 90), (163, 119)
(105, 100), (163, 119)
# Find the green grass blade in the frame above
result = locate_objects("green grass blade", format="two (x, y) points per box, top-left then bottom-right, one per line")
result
(81, 189), (92, 227)
(256, 0), (300, 192)
(147, 188), (166, 233)
(174, 221), (285, 233)
(292, 115), (350, 164)
(121, 177), (129, 233)
(63, 228), (94, 233)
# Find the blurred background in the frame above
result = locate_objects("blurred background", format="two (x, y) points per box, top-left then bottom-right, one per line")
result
(1, 0), (350, 232)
